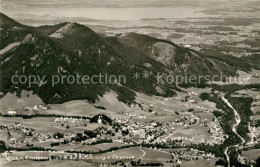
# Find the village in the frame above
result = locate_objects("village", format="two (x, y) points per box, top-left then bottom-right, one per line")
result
(0, 86), (259, 166)
(0, 102), (227, 166)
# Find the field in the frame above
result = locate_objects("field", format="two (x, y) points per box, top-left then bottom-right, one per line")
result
(41, 92), (131, 118)
(142, 147), (172, 162)
(2, 160), (97, 167)
(251, 115), (260, 121)
(169, 124), (210, 144)
(0, 91), (43, 113)
(89, 146), (143, 164)
(0, 90), (131, 118)
(180, 159), (217, 167)
(43, 100), (104, 117)
(135, 88), (217, 114)
(94, 91), (130, 114)
(0, 117), (103, 134)
(242, 149), (260, 161)
(0, 116), (110, 148)
(54, 143), (126, 152)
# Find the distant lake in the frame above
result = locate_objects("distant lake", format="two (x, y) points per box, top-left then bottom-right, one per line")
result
(3, 7), (212, 21)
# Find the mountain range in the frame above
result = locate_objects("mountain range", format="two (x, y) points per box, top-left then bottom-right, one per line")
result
(0, 13), (258, 104)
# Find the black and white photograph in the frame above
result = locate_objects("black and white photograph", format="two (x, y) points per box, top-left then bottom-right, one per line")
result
(0, 0), (260, 166)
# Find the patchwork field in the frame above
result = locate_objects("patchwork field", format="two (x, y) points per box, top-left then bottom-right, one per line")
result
(242, 149), (260, 161)
(89, 146), (143, 164)
(142, 147), (172, 162)
(2, 160), (97, 167)
(44, 100), (104, 117)
(170, 125), (210, 143)
(54, 143), (127, 152)
(0, 91), (43, 113)
(181, 159), (217, 167)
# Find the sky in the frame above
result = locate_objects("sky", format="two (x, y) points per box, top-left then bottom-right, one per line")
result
(0, 0), (257, 25)
(1, 0), (255, 9)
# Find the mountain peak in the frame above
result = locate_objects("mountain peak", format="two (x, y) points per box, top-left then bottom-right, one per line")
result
(0, 12), (21, 29)
(49, 22), (74, 38)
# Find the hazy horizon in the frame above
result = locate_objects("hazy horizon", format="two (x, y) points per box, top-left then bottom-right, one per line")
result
(1, 0), (258, 10)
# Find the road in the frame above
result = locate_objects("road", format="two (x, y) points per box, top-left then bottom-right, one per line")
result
(221, 96), (245, 167)
(139, 146), (146, 159)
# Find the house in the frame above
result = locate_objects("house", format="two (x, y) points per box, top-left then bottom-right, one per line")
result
(33, 105), (39, 110)
(188, 100), (196, 103)
(113, 139), (123, 143)
(7, 111), (16, 116)
(10, 137), (17, 144)
(184, 44), (191, 48)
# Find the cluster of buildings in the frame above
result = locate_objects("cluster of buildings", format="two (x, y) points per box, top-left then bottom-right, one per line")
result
(114, 116), (160, 142)
(171, 148), (215, 164)
(54, 117), (89, 124)
(7, 104), (49, 116)
(3, 123), (57, 146)
(22, 104), (48, 112)
(113, 110), (226, 146)
(247, 124), (260, 146)
(8, 123), (29, 136)
(0, 93), (229, 165)
(207, 119), (226, 145)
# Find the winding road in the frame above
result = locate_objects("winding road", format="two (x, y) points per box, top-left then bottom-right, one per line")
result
(139, 146), (146, 159)
(221, 96), (245, 167)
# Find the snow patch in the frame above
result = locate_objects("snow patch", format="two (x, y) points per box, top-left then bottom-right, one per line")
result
(0, 42), (20, 55)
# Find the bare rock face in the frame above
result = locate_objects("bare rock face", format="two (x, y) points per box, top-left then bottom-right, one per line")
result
(23, 34), (34, 43)
(151, 42), (176, 66)
(49, 23), (74, 38)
